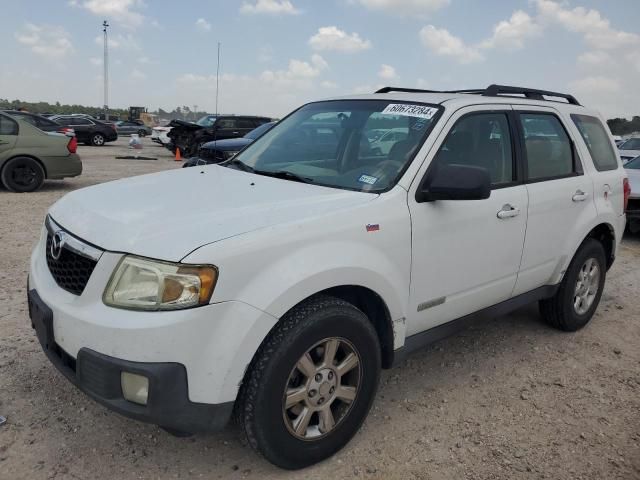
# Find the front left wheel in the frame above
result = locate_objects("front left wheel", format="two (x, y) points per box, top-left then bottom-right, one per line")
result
(236, 295), (381, 469)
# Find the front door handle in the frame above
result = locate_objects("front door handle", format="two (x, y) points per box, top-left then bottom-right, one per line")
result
(0, 140), (9, 145)
(497, 204), (520, 219)
(572, 190), (589, 202)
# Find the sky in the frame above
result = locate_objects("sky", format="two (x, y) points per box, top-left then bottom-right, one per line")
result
(1, 0), (639, 119)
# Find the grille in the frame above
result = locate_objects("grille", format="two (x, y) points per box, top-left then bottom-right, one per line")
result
(46, 234), (98, 295)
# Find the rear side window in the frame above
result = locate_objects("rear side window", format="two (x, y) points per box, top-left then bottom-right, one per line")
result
(71, 117), (92, 125)
(520, 113), (576, 181)
(571, 114), (618, 171)
(0, 115), (18, 135)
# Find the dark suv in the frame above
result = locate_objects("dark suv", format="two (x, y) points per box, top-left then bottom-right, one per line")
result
(50, 115), (118, 146)
(167, 115), (273, 157)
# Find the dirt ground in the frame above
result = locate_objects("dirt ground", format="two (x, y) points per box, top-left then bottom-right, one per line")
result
(1, 137), (639, 480)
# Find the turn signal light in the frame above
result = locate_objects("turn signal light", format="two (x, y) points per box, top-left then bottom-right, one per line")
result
(623, 178), (631, 212)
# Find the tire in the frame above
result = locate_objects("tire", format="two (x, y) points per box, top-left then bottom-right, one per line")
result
(236, 295), (381, 469)
(90, 132), (105, 146)
(539, 238), (606, 331)
(1, 156), (45, 192)
(137, 129), (147, 137)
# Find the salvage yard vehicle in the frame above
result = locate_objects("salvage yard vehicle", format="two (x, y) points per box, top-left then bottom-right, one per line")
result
(183, 121), (276, 167)
(167, 114), (273, 157)
(28, 85), (628, 469)
(151, 126), (172, 145)
(50, 114), (118, 146)
(2, 110), (73, 135)
(114, 120), (152, 137)
(0, 112), (81, 192)
(618, 137), (640, 164)
(623, 155), (640, 233)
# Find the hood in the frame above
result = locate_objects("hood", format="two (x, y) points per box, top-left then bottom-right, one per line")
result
(49, 166), (376, 261)
(167, 119), (203, 130)
(201, 137), (252, 151)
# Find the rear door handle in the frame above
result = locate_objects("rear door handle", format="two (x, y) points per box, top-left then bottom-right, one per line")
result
(572, 190), (589, 202)
(497, 204), (520, 219)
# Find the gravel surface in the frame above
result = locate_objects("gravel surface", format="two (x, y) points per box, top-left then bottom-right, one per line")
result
(1, 137), (639, 479)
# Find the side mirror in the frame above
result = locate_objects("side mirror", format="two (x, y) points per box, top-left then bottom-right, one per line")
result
(416, 163), (491, 202)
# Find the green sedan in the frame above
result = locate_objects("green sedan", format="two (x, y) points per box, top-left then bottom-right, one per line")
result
(0, 112), (82, 192)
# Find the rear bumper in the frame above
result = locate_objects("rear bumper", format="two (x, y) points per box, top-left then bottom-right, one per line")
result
(28, 288), (234, 433)
(44, 153), (82, 179)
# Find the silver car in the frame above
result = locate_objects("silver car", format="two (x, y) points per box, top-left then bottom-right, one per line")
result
(618, 137), (640, 164)
(115, 121), (152, 137)
(624, 155), (640, 233)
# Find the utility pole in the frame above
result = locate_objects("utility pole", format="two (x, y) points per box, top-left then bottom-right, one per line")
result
(103, 20), (109, 119)
(215, 42), (221, 118)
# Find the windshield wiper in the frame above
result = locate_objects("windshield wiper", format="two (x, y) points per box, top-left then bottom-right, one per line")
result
(224, 158), (255, 172)
(253, 170), (314, 184)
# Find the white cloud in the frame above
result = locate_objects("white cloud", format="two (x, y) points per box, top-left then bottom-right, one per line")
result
(130, 68), (146, 80)
(309, 26), (371, 53)
(480, 11), (541, 50)
(536, 0), (640, 50)
(79, 0), (146, 28)
(261, 54), (328, 85)
(378, 64), (398, 80)
(353, 84), (384, 94)
(354, 0), (449, 15)
(15, 23), (74, 59)
(94, 33), (140, 51)
(577, 51), (613, 68)
(416, 78), (429, 89)
(419, 25), (483, 64)
(320, 80), (338, 88)
(89, 56), (102, 66)
(195, 18), (211, 32)
(240, 0), (300, 15)
(569, 76), (620, 94)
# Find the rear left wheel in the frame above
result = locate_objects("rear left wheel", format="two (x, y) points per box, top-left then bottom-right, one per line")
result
(137, 129), (147, 137)
(236, 295), (381, 469)
(1, 156), (45, 192)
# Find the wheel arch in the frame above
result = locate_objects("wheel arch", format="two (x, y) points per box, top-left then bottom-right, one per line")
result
(1, 154), (48, 179)
(583, 222), (615, 270)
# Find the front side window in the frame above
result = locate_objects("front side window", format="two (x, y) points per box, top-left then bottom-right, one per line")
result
(432, 112), (514, 186)
(71, 117), (92, 125)
(571, 114), (618, 171)
(0, 115), (18, 135)
(520, 113), (575, 180)
(230, 100), (442, 192)
(217, 119), (239, 129)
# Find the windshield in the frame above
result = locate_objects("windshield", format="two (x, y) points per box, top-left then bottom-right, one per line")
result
(230, 100), (441, 192)
(620, 138), (640, 150)
(245, 122), (275, 140)
(625, 156), (640, 169)
(196, 115), (217, 127)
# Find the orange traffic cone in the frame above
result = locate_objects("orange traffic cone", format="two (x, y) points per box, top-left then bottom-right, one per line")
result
(175, 147), (182, 161)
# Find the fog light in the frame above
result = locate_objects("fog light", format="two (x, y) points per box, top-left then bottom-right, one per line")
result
(121, 372), (149, 405)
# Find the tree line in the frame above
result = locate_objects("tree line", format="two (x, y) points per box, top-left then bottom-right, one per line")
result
(0, 99), (210, 122)
(607, 117), (640, 136)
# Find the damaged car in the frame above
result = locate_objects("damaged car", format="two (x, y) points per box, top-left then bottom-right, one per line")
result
(167, 114), (272, 157)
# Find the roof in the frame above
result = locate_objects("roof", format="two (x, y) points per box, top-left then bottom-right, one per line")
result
(325, 84), (591, 113)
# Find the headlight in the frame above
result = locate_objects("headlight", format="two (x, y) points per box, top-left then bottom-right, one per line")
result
(223, 150), (240, 159)
(103, 256), (218, 311)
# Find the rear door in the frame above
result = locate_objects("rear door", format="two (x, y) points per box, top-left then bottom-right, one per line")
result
(512, 106), (597, 296)
(0, 114), (18, 161)
(215, 118), (241, 139)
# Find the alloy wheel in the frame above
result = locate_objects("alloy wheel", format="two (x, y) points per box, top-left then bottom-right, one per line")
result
(282, 337), (361, 440)
(573, 258), (600, 315)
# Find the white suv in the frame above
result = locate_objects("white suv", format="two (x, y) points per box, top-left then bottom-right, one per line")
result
(28, 85), (629, 469)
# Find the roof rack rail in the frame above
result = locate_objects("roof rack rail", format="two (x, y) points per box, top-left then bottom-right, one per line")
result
(375, 84), (581, 106)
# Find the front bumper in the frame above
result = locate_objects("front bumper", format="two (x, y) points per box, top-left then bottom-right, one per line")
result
(28, 289), (232, 432)
(28, 223), (279, 429)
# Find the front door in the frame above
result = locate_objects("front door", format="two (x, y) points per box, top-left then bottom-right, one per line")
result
(407, 106), (528, 336)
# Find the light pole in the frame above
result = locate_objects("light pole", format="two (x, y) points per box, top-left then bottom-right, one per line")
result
(103, 20), (109, 119)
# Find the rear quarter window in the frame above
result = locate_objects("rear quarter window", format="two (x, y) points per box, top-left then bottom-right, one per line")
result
(571, 114), (618, 171)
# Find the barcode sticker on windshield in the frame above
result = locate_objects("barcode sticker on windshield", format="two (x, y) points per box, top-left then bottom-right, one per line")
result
(380, 104), (438, 119)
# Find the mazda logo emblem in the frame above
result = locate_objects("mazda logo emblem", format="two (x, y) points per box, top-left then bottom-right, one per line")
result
(50, 231), (66, 260)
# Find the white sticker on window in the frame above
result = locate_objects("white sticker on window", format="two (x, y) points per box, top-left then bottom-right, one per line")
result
(380, 104), (438, 120)
(358, 174), (378, 185)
